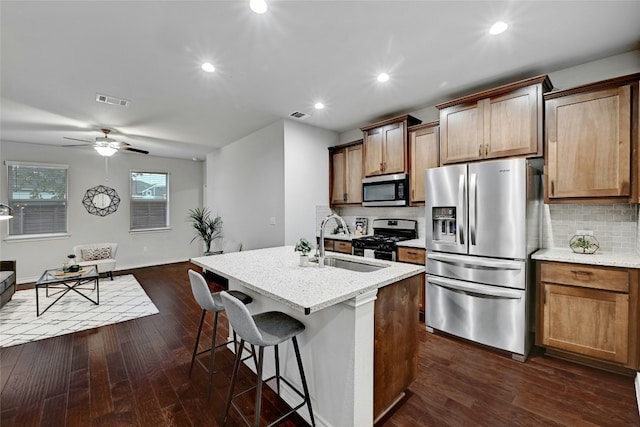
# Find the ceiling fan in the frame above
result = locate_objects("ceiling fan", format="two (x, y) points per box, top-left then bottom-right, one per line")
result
(63, 128), (149, 156)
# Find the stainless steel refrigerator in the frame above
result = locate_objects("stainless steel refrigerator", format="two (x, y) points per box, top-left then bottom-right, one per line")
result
(425, 157), (543, 360)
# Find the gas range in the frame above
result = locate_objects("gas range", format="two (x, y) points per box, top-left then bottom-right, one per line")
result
(353, 219), (418, 261)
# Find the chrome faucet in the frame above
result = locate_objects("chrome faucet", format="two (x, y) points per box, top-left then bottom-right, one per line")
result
(319, 212), (349, 267)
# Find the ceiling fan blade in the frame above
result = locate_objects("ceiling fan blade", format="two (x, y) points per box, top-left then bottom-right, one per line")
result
(122, 147), (149, 155)
(62, 143), (94, 148)
(64, 136), (93, 143)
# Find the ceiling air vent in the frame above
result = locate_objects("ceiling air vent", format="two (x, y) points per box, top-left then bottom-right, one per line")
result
(96, 93), (130, 107)
(289, 111), (310, 120)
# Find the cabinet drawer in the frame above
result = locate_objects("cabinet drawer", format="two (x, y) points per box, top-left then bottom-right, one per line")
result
(397, 247), (426, 265)
(333, 241), (352, 254)
(322, 239), (334, 251)
(540, 262), (629, 293)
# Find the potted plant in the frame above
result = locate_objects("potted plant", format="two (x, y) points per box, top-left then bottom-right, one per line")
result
(294, 238), (314, 266)
(188, 207), (223, 255)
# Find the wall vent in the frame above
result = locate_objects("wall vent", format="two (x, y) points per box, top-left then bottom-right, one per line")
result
(289, 111), (310, 120)
(96, 93), (130, 107)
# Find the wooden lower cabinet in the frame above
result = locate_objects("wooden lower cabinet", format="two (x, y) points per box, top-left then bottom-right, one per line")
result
(397, 246), (426, 314)
(318, 238), (352, 255)
(536, 261), (639, 370)
(374, 274), (420, 421)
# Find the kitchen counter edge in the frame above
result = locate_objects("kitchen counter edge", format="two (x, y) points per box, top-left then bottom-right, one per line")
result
(532, 248), (640, 269)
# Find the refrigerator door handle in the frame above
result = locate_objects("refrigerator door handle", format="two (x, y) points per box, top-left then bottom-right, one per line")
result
(428, 252), (523, 271)
(457, 174), (465, 245)
(469, 173), (477, 246)
(428, 276), (523, 300)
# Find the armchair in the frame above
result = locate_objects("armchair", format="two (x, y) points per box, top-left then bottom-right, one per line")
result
(73, 243), (118, 280)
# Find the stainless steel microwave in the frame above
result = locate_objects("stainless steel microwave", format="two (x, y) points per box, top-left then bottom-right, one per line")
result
(362, 173), (409, 207)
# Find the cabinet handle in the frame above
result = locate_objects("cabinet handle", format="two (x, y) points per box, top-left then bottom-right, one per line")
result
(550, 181), (554, 196)
(407, 251), (417, 255)
(383, 161), (387, 170)
(571, 270), (593, 277)
(380, 162), (383, 171)
(344, 193), (347, 202)
(478, 144), (482, 156)
(485, 145), (488, 156)
(543, 287), (547, 305)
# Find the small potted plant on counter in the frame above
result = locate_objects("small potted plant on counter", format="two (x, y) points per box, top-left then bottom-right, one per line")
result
(294, 238), (314, 266)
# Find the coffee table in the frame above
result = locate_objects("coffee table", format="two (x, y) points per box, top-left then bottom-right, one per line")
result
(35, 265), (99, 316)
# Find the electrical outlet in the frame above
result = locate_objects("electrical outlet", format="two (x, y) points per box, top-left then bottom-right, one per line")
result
(576, 229), (593, 236)
(269, 217), (276, 225)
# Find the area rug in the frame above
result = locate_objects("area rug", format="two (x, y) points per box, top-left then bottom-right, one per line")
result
(0, 274), (159, 348)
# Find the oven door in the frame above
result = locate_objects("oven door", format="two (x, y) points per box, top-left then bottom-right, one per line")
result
(362, 174), (408, 207)
(426, 275), (526, 355)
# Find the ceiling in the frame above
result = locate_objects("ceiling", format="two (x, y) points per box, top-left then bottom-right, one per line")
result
(1, 1), (639, 160)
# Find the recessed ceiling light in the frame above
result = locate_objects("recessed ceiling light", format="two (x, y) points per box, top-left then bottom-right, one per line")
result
(314, 102), (325, 110)
(201, 62), (216, 73)
(250, 0), (268, 14)
(489, 21), (508, 35)
(377, 73), (390, 83)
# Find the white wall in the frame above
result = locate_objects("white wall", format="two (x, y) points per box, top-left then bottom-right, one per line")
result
(207, 121), (286, 250)
(206, 119), (338, 251)
(0, 141), (204, 283)
(284, 120), (338, 245)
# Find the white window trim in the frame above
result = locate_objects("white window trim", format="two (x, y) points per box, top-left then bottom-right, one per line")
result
(129, 170), (170, 231)
(5, 160), (69, 237)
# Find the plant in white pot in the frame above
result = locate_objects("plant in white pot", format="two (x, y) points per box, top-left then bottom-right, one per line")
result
(294, 238), (314, 266)
(188, 207), (223, 255)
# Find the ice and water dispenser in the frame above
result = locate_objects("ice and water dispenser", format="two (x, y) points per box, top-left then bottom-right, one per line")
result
(432, 207), (457, 244)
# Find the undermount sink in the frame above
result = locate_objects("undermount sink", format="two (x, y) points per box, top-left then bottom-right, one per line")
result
(311, 256), (388, 273)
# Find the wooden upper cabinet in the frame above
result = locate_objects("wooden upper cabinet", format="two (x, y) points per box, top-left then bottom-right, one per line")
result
(329, 141), (363, 206)
(545, 73), (640, 203)
(437, 75), (552, 165)
(361, 115), (421, 177)
(408, 122), (439, 205)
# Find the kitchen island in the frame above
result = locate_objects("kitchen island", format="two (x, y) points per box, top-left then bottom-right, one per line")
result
(191, 246), (424, 427)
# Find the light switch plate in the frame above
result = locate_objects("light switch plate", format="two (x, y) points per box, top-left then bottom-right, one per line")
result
(269, 217), (276, 225)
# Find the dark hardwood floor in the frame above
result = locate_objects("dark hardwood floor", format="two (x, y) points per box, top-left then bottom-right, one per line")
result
(1, 262), (638, 426)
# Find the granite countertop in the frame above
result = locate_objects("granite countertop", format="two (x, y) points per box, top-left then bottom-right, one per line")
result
(191, 246), (424, 314)
(396, 239), (425, 249)
(532, 248), (640, 269)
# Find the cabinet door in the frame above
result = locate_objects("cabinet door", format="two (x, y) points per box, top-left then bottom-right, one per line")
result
(439, 102), (483, 164)
(486, 85), (540, 158)
(333, 240), (352, 254)
(330, 149), (346, 205)
(542, 283), (629, 364)
(364, 128), (384, 176)
(546, 85), (632, 199)
(409, 126), (439, 203)
(345, 145), (363, 203)
(382, 122), (406, 174)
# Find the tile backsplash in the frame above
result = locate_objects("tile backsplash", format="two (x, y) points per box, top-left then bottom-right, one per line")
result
(317, 203), (639, 255)
(543, 203), (638, 253)
(316, 205), (425, 239)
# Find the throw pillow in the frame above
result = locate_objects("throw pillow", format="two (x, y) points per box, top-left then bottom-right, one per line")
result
(81, 247), (112, 261)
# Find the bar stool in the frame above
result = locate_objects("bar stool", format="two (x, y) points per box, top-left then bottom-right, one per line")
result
(188, 269), (254, 398)
(220, 291), (316, 427)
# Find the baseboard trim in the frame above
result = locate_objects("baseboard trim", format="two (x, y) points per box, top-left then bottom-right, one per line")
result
(16, 257), (191, 285)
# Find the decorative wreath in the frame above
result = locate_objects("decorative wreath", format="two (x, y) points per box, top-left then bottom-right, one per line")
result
(82, 185), (120, 216)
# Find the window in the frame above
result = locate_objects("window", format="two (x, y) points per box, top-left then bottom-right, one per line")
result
(6, 162), (68, 237)
(130, 171), (169, 231)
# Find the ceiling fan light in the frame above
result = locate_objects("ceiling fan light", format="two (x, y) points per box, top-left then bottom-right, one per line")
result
(250, 0), (268, 14)
(95, 146), (117, 157)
